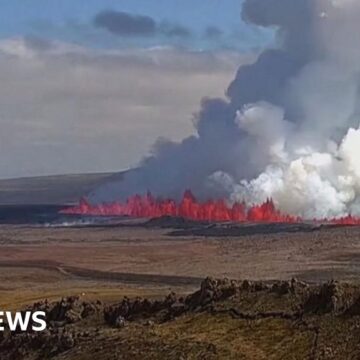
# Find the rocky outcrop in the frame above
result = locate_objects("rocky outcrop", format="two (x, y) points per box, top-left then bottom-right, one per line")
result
(0, 327), (76, 360)
(0, 296), (102, 360)
(104, 292), (181, 325)
(303, 281), (360, 315)
(29, 296), (102, 326)
(3, 278), (360, 359)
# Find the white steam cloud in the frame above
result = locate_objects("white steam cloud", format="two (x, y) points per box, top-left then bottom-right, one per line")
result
(210, 103), (360, 218)
(93, 0), (360, 219)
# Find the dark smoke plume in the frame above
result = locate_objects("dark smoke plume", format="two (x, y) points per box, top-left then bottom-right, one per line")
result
(93, 0), (360, 219)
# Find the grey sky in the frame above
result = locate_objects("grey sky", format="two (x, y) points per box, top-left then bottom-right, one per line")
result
(0, 38), (249, 178)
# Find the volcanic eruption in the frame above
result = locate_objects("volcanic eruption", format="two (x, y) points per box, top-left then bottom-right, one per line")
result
(65, 0), (360, 223)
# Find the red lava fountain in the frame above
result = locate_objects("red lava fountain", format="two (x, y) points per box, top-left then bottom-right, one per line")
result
(61, 190), (360, 225)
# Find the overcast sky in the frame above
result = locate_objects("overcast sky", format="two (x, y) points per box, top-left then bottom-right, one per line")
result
(0, 0), (271, 179)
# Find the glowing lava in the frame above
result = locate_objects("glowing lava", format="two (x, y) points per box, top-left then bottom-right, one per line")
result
(60, 190), (360, 225)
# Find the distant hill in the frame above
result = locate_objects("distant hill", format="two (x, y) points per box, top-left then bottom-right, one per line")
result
(0, 172), (124, 205)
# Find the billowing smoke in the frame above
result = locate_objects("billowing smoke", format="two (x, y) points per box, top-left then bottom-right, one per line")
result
(93, 0), (360, 219)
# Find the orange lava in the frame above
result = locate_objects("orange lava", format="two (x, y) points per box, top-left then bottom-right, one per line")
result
(60, 190), (360, 225)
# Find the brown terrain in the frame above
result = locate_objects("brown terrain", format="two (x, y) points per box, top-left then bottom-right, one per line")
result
(1, 221), (360, 301)
(1, 176), (360, 359)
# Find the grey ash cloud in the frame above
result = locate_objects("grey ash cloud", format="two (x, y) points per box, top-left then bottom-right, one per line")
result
(93, 10), (157, 36)
(159, 22), (192, 38)
(94, 10), (192, 38)
(204, 26), (223, 39)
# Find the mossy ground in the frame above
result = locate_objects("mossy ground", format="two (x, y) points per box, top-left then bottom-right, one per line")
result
(3, 279), (360, 360)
